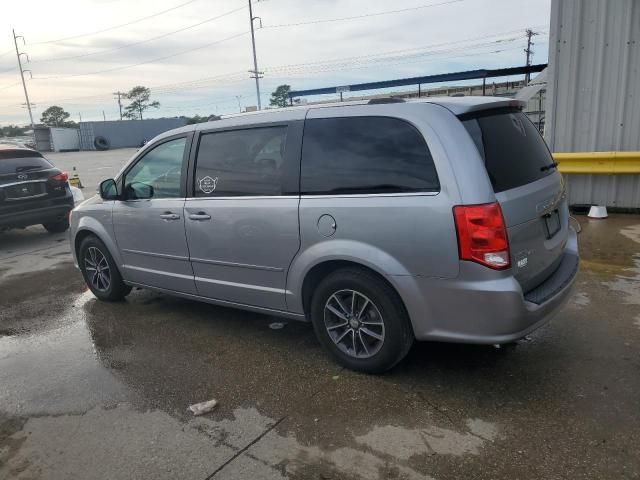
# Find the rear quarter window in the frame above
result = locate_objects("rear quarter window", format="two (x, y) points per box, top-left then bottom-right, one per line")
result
(301, 116), (439, 195)
(462, 109), (554, 193)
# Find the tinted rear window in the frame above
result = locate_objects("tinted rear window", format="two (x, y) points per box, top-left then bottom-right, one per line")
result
(301, 116), (439, 195)
(194, 127), (287, 197)
(0, 154), (53, 175)
(462, 109), (554, 193)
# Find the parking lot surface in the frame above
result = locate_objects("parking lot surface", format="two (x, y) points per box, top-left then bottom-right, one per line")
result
(1, 150), (639, 479)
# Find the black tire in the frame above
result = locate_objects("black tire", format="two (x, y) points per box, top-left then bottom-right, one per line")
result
(78, 235), (131, 301)
(94, 136), (110, 151)
(310, 267), (414, 374)
(43, 219), (70, 233)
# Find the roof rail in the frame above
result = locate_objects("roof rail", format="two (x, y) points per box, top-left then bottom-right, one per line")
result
(367, 97), (406, 105)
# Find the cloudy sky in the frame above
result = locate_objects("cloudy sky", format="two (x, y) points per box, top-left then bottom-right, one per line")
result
(0, 0), (551, 125)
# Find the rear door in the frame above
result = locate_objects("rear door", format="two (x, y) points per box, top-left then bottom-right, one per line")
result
(112, 135), (196, 294)
(184, 122), (302, 311)
(462, 108), (567, 292)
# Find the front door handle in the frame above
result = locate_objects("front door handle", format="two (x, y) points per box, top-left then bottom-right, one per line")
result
(160, 212), (180, 220)
(189, 212), (211, 221)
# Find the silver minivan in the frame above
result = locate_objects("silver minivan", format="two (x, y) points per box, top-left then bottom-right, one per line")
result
(70, 96), (578, 373)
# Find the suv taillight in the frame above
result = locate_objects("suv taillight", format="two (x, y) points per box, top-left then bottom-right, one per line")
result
(453, 202), (510, 270)
(50, 172), (69, 183)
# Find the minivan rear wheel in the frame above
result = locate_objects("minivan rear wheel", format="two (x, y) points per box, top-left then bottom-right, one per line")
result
(310, 268), (414, 373)
(79, 235), (131, 301)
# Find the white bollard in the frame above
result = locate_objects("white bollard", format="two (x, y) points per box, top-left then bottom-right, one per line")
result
(587, 206), (608, 219)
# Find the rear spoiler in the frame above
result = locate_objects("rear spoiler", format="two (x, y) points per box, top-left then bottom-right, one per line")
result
(422, 97), (526, 117)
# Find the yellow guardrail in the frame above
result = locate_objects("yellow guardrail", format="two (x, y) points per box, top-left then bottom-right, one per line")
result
(553, 151), (640, 174)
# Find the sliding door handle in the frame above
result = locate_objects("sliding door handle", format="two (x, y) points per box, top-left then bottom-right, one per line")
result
(189, 212), (211, 221)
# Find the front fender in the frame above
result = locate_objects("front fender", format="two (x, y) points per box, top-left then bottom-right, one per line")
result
(285, 238), (414, 315)
(72, 208), (121, 269)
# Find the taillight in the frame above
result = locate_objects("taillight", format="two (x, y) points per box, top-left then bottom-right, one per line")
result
(453, 202), (510, 270)
(51, 172), (69, 183)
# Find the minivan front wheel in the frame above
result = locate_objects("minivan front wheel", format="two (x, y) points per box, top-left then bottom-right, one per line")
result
(310, 268), (414, 373)
(79, 235), (131, 301)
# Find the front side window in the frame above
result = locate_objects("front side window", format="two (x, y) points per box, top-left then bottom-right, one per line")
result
(124, 137), (186, 199)
(194, 126), (287, 197)
(301, 116), (439, 195)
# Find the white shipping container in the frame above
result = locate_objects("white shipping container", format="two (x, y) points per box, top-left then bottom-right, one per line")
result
(50, 128), (80, 152)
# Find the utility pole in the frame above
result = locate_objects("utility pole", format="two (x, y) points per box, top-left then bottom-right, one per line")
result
(113, 91), (125, 120)
(247, 0), (263, 110)
(78, 113), (82, 123)
(524, 28), (539, 84)
(12, 29), (35, 137)
(102, 110), (106, 121)
(235, 95), (242, 113)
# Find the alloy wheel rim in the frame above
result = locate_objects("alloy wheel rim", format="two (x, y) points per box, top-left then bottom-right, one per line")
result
(84, 246), (111, 292)
(323, 289), (385, 359)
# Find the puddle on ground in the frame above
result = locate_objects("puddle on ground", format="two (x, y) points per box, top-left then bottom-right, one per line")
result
(2, 286), (502, 480)
(570, 291), (591, 308)
(355, 418), (499, 459)
(620, 224), (640, 245)
(602, 254), (640, 306)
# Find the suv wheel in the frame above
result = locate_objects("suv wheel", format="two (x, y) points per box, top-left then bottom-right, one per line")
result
(79, 235), (132, 301)
(310, 268), (414, 373)
(43, 219), (70, 233)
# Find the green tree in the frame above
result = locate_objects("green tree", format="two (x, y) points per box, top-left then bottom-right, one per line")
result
(0, 124), (29, 137)
(269, 84), (291, 108)
(123, 86), (160, 120)
(40, 106), (72, 127)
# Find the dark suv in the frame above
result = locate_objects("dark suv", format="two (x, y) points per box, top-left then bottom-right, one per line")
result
(0, 144), (74, 233)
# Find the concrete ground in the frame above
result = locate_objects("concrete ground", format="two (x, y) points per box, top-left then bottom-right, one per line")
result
(1, 150), (639, 479)
(46, 148), (139, 194)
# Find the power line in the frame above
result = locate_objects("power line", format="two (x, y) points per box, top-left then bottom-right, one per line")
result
(0, 65), (17, 74)
(263, 30), (541, 71)
(1, 18), (548, 107)
(263, 0), (465, 29)
(26, 41), (528, 107)
(31, 5), (247, 64)
(0, 81), (22, 91)
(32, 31), (249, 80)
(8, 27), (545, 106)
(27, 0), (199, 46)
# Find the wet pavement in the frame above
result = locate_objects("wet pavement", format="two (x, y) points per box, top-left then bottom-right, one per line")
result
(1, 214), (639, 479)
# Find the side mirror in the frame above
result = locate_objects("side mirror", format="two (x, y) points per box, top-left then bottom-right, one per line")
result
(99, 179), (119, 200)
(125, 182), (154, 200)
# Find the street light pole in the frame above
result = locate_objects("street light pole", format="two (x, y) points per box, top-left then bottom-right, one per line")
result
(12, 29), (35, 136)
(248, 0), (262, 110)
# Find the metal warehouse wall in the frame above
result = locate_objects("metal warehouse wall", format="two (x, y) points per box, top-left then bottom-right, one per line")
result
(546, 0), (640, 208)
(79, 118), (188, 150)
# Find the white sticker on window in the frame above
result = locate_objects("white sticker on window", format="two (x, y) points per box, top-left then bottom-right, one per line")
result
(199, 176), (218, 194)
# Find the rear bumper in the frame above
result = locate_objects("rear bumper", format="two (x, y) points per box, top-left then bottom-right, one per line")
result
(394, 226), (579, 344)
(0, 195), (73, 228)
